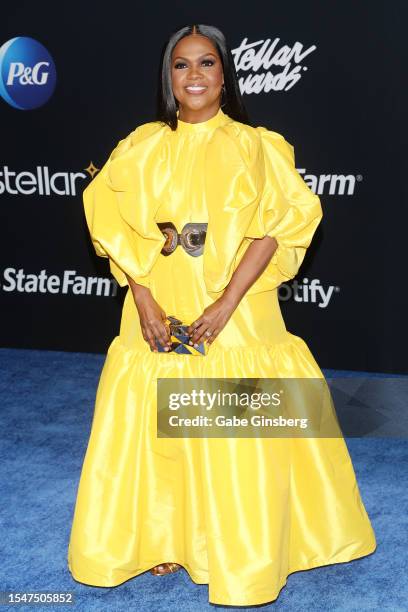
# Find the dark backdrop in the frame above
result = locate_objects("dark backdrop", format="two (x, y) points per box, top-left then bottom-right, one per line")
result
(1, 1), (406, 374)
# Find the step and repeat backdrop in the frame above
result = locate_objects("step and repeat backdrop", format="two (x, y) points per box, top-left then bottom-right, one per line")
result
(0, 2), (405, 373)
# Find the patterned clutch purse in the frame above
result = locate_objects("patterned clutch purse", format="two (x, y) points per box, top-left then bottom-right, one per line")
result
(153, 315), (209, 356)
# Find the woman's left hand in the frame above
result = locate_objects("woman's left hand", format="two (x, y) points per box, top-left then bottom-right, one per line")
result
(187, 295), (238, 347)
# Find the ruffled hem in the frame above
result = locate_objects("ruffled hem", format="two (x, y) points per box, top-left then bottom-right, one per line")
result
(106, 331), (324, 380)
(68, 540), (377, 606)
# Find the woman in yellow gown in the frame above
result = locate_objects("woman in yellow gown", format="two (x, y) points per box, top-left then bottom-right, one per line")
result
(67, 25), (376, 606)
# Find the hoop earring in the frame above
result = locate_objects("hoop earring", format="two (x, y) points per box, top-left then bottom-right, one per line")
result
(220, 84), (226, 108)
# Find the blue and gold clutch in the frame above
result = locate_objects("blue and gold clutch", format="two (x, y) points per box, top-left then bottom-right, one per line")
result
(153, 315), (209, 356)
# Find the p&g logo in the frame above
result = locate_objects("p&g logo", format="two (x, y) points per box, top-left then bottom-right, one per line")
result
(0, 36), (57, 110)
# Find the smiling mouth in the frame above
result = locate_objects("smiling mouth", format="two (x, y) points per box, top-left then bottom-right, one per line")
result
(185, 85), (207, 94)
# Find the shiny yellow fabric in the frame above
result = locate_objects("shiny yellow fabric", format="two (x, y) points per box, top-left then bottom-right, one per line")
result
(67, 108), (376, 606)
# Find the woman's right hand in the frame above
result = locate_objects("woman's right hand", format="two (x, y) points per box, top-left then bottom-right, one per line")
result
(130, 284), (172, 352)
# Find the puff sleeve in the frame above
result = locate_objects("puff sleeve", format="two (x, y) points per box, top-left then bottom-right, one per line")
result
(82, 131), (166, 289)
(244, 128), (323, 294)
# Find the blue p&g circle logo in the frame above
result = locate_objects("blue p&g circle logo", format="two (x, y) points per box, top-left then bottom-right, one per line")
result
(0, 36), (57, 110)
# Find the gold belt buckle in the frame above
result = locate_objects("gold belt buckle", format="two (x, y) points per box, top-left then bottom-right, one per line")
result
(157, 222), (207, 257)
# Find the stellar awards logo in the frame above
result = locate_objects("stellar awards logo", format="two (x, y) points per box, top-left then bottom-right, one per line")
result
(0, 36), (57, 109)
(232, 37), (317, 94)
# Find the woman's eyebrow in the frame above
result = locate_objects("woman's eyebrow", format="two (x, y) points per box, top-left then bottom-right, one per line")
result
(173, 53), (217, 61)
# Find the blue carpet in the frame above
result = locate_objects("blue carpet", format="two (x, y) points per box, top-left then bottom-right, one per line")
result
(0, 347), (406, 611)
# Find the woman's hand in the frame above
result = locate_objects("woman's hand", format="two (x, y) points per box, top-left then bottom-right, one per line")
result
(126, 279), (172, 352)
(187, 295), (238, 347)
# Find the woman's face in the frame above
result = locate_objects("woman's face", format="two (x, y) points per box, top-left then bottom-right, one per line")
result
(171, 34), (224, 120)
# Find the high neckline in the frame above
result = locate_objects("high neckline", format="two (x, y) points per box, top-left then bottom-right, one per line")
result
(176, 107), (229, 133)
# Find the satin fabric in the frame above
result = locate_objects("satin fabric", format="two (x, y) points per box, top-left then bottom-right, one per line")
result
(67, 108), (376, 606)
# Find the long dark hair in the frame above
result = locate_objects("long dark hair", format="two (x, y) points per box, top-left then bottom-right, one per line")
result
(155, 24), (251, 130)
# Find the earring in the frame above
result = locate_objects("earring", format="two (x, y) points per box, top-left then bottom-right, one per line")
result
(220, 83), (226, 108)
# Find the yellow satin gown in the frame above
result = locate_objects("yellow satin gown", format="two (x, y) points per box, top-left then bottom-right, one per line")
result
(67, 107), (376, 606)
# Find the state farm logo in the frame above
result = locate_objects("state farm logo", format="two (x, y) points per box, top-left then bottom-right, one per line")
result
(299, 169), (363, 196)
(232, 37), (317, 93)
(2, 268), (118, 297)
(1, 267), (338, 308)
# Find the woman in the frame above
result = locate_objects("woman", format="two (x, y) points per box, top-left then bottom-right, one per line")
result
(67, 24), (376, 606)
